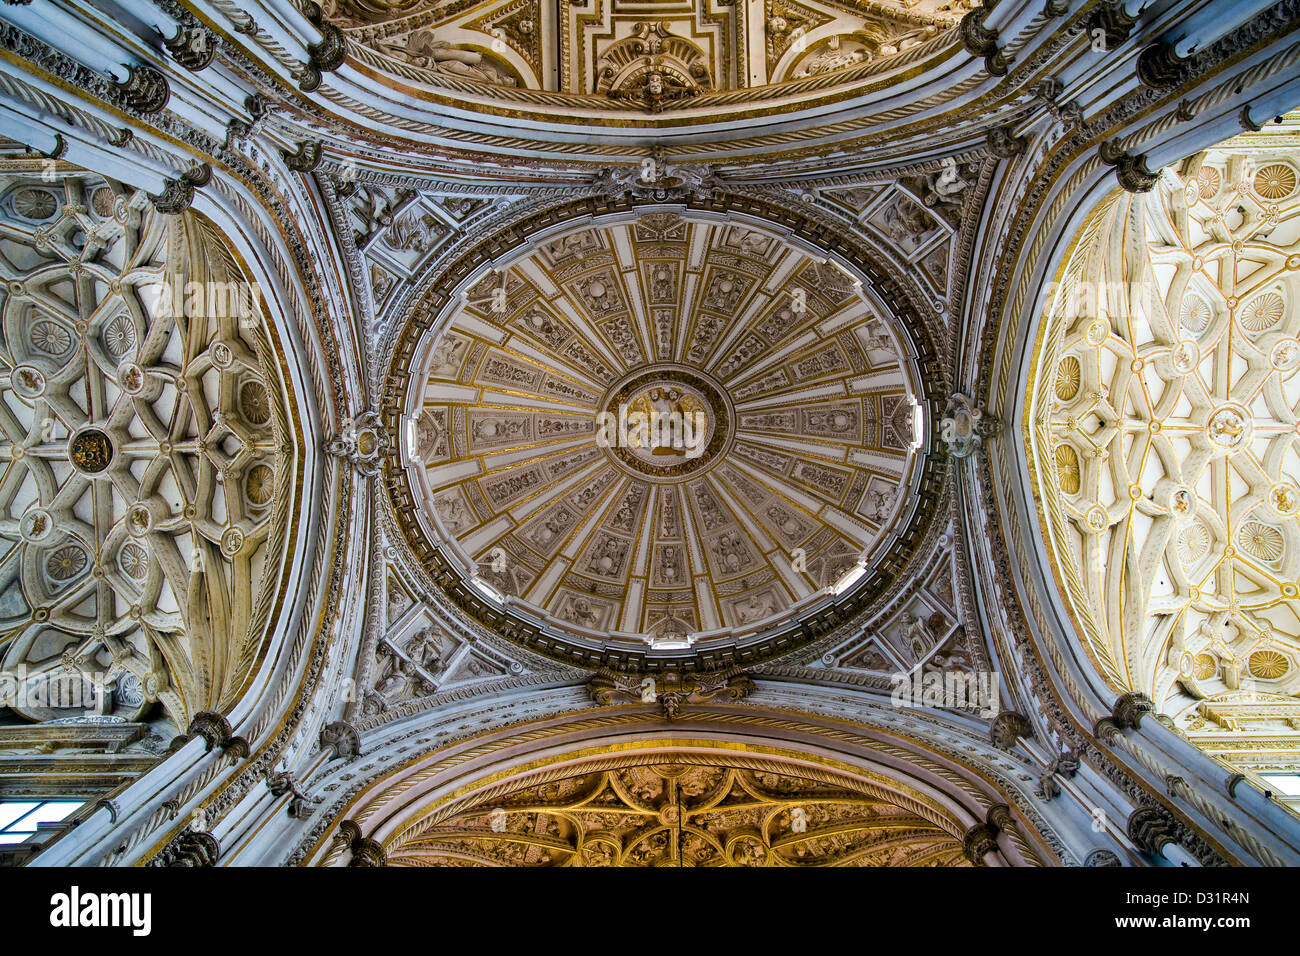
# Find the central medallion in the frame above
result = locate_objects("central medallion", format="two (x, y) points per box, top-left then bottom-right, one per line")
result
(598, 366), (732, 480)
(68, 428), (114, 475)
(1206, 403), (1253, 452)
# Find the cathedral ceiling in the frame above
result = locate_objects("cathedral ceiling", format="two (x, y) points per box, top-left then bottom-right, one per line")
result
(384, 756), (971, 866)
(231, 0), (1022, 169)
(1030, 129), (1300, 776)
(326, 0), (965, 116)
(0, 162), (299, 732)
(3, 0), (1299, 870)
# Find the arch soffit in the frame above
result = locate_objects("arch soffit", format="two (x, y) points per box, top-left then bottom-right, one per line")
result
(297, 704), (1061, 866)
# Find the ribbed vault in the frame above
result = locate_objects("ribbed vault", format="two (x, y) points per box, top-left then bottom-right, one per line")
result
(0, 163), (298, 731)
(302, 706), (1055, 868)
(385, 755), (971, 867)
(1029, 127), (1300, 778)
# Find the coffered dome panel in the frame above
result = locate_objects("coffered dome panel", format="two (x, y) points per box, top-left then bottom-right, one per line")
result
(394, 210), (928, 660)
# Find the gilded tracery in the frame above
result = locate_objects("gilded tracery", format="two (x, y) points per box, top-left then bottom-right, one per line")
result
(385, 758), (971, 867)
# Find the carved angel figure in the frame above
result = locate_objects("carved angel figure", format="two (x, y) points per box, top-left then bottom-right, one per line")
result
(387, 30), (517, 87)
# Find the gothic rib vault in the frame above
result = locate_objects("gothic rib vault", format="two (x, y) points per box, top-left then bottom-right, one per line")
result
(0, 0), (1298, 872)
(0, 166), (298, 734)
(1029, 129), (1300, 778)
(376, 756), (974, 867)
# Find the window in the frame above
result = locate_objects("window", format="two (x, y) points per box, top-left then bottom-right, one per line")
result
(0, 801), (82, 845)
(1261, 774), (1300, 797)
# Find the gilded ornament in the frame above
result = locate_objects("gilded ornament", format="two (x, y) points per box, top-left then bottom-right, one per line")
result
(1179, 294), (1211, 333)
(1238, 292), (1284, 332)
(1196, 166), (1222, 199)
(1253, 164), (1297, 201)
(1237, 521), (1284, 562)
(69, 428), (113, 474)
(1178, 523), (1209, 563)
(1055, 355), (1081, 401)
(46, 544), (88, 581)
(239, 381), (272, 425)
(1248, 649), (1289, 679)
(1054, 444), (1080, 494)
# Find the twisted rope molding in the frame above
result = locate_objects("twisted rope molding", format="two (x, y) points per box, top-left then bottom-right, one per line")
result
(1026, 197), (1133, 694)
(1107, 732), (1281, 866)
(207, 0), (306, 80)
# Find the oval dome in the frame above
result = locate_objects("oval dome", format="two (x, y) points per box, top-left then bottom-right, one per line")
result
(391, 209), (931, 660)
